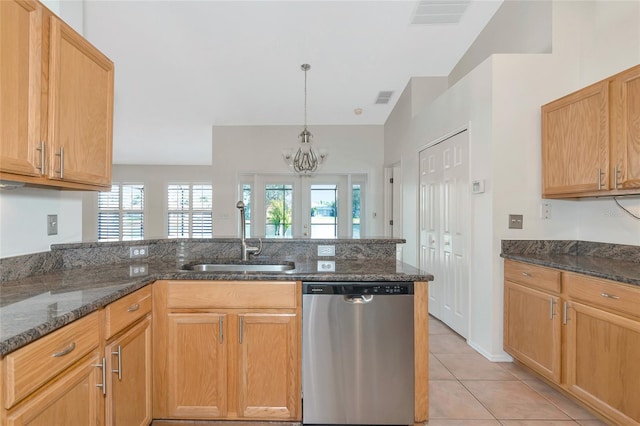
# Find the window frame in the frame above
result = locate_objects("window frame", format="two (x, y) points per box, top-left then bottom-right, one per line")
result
(167, 183), (213, 238)
(97, 182), (145, 242)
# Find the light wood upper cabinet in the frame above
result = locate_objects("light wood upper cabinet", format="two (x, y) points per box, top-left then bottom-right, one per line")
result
(611, 65), (640, 189)
(541, 63), (640, 198)
(46, 15), (113, 188)
(0, 0), (113, 190)
(542, 81), (609, 197)
(0, 0), (44, 178)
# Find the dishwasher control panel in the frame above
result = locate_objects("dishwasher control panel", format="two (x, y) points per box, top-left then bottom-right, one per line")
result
(302, 281), (413, 295)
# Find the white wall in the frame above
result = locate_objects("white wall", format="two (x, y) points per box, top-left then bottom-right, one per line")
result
(384, 0), (640, 360)
(211, 125), (385, 237)
(81, 125), (385, 240)
(0, 188), (83, 257)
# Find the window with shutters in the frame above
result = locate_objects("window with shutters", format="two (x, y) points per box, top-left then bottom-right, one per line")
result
(98, 183), (145, 241)
(167, 184), (213, 238)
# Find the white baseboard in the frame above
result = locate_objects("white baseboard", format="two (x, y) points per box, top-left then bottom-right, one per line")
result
(467, 339), (514, 362)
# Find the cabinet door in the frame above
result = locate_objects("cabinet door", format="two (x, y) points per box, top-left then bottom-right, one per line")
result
(565, 301), (640, 425)
(611, 64), (640, 189)
(106, 316), (152, 426)
(4, 351), (104, 426)
(0, 0), (43, 177)
(237, 313), (300, 420)
(46, 15), (113, 188)
(504, 281), (561, 383)
(166, 313), (227, 418)
(542, 81), (609, 197)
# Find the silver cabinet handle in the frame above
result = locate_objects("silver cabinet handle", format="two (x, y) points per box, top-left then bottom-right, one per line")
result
(127, 303), (140, 312)
(563, 302), (568, 325)
(112, 345), (122, 380)
(239, 317), (244, 344)
(36, 141), (46, 175)
(55, 147), (64, 179)
(94, 357), (106, 395)
(549, 298), (554, 320)
(52, 342), (76, 357)
(522, 272), (532, 277)
(219, 316), (224, 344)
(597, 168), (604, 190)
(600, 292), (620, 300)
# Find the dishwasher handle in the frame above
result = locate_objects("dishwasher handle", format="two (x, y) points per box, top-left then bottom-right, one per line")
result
(343, 295), (374, 304)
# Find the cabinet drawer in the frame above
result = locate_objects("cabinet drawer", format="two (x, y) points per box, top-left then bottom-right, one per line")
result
(105, 286), (152, 339)
(3, 311), (100, 409)
(565, 273), (640, 319)
(504, 260), (561, 293)
(167, 281), (297, 309)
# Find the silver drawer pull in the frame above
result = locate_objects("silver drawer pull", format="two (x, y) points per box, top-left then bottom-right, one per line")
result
(94, 357), (106, 395)
(127, 303), (140, 312)
(600, 293), (620, 300)
(522, 272), (532, 277)
(112, 345), (122, 380)
(52, 342), (76, 357)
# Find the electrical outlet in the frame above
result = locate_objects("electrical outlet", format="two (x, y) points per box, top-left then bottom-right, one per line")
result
(129, 264), (148, 277)
(47, 214), (58, 236)
(317, 260), (335, 272)
(540, 203), (551, 219)
(317, 245), (335, 257)
(130, 245), (148, 259)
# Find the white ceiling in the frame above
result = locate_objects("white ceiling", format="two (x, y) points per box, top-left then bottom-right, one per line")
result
(82, 0), (503, 163)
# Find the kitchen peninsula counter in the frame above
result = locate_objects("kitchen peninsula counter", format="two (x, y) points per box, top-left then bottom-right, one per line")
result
(0, 239), (432, 356)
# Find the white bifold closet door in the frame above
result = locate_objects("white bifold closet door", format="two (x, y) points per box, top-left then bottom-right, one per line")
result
(419, 130), (470, 338)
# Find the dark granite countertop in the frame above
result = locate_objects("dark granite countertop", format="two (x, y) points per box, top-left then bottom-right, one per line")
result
(501, 253), (640, 287)
(501, 240), (640, 288)
(0, 258), (433, 356)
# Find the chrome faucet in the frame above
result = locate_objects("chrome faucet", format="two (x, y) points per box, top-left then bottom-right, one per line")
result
(236, 201), (262, 260)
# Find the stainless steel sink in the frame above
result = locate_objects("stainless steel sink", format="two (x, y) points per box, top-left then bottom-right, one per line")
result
(180, 260), (295, 273)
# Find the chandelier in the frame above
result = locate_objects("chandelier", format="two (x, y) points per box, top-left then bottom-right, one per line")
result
(282, 64), (327, 174)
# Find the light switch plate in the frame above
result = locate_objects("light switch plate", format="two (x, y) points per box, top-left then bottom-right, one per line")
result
(508, 214), (523, 229)
(47, 214), (58, 235)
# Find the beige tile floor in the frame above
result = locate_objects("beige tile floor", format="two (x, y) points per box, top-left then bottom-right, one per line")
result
(153, 316), (611, 426)
(427, 316), (609, 426)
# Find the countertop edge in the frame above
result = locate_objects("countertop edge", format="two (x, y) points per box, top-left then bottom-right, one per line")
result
(500, 253), (640, 287)
(1, 268), (433, 357)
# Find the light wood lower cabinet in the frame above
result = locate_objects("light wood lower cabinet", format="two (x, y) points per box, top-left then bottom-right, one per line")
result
(154, 280), (301, 421)
(166, 312), (227, 418)
(105, 315), (152, 426)
(504, 259), (640, 425)
(504, 281), (561, 383)
(237, 313), (298, 419)
(3, 350), (105, 426)
(565, 301), (640, 425)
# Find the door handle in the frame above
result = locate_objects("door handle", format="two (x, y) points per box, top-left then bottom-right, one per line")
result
(344, 295), (374, 304)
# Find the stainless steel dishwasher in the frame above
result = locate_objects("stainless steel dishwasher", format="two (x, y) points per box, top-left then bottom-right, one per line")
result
(302, 281), (414, 425)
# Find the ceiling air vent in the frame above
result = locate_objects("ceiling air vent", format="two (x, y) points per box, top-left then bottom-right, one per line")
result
(410, 0), (471, 25)
(375, 91), (394, 105)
